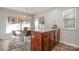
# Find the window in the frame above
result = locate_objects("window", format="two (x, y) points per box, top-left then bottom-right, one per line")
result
(6, 22), (31, 33)
(6, 24), (20, 33)
(22, 22), (30, 29)
(35, 18), (39, 29)
(63, 8), (76, 29)
(35, 17), (45, 30)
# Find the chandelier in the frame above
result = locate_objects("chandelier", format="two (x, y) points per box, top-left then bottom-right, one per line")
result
(18, 8), (31, 30)
(18, 8), (30, 23)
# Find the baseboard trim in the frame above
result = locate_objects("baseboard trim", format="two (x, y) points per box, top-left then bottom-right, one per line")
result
(60, 41), (79, 48)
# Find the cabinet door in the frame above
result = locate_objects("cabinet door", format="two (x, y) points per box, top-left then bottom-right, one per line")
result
(54, 29), (60, 45)
(54, 30), (58, 45)
(42, 32), (50, 51)
(49, 31), (55, 50)
(31, 32), (42, 51)
(57, 29), (60, 43)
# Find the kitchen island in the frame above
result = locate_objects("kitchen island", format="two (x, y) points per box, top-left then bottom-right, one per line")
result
(31, 29), (60, 51)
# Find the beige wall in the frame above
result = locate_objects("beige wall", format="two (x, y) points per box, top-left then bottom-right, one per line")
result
(0, 8), (25, 35)
(35, 7), (79, 47)
(0, 8), (27, 50)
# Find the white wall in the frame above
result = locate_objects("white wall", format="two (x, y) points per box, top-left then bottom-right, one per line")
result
(0, 8), (29, 50)
(36, 8), (79, 47)
(35, 8), (63, 29)
(0, 8), (25, 35)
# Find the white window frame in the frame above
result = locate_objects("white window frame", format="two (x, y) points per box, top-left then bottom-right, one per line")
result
(63, 8), (76, 30)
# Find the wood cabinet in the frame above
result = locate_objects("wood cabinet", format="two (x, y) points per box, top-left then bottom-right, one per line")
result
(31, 29), (60, 51)
(54, 29), (60, 45)
(31, 32), (42, 51)
(49, 30), (55, 50)
(42, 32), (50, 51)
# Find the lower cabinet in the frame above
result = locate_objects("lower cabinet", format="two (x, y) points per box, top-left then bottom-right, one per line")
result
(31, 32), (42, 51)
(31, 29), (60, 51)
(42, 32), (50, 51)
(54, 29), (60, 45)
(49, 30), (55, 50)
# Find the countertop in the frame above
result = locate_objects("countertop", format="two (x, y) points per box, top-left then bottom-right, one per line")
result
(32, 29), (59, 33)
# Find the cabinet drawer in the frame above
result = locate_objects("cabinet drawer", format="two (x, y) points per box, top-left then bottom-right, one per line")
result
(43, 32), (49, 38)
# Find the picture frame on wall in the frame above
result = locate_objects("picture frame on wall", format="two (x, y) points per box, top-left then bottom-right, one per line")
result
(18, 17), (26, 23)
(8, 16), (17, 24)
(18, 17), (24, 23)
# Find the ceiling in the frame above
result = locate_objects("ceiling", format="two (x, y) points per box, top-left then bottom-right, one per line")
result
(4, 7), (53, 15)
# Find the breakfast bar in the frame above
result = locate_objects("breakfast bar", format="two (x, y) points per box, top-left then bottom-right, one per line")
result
(31, 29), (60, 51)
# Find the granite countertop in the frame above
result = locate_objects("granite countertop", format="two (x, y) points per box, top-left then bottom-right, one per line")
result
(32, 29), (58, 33)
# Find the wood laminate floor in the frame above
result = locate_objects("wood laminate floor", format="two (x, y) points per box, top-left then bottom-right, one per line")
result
(10, 42), (79, 51)
(52, 43), (79, 51)
(8, 36), (79, 51)
(8, 35), (79, 51)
